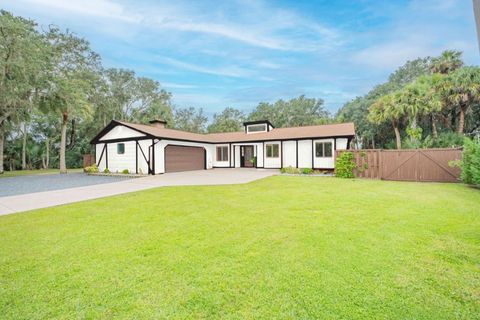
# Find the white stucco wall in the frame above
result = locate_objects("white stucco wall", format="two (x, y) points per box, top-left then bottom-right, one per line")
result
(230, 143), (263, 168)
(213, 144), (231, 168)
(336, 138), (348, 150)
(282, 140), (297, 167)
(297, 139), (313, 168)
(99, 125), (145, 141)
(263, 140), (281, 168)
(155, 139), (213, 174)
(96, 140), (151, 173)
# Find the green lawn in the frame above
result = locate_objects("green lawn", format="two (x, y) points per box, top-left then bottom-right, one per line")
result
(0, 177), (479, 319)
(0, 168), (83, 178)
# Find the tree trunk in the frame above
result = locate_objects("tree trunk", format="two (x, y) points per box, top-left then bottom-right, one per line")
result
(0, 124), (4, 174)
(457, 106), (465, 134)
(22, 122), (27, 170)
(432, 115), (438, 139)
(393, 121), (401, 149)
(60, 112), (68, 174)
(45, 138), (50, 169)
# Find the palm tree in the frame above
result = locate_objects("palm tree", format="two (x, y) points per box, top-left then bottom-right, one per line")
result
(369, 92), (405, 149)
(437, 67), (480, 134)
(430, 50), (464, 74)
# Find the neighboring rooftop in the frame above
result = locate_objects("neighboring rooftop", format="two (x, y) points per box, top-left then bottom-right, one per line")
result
(91, 120), (355, 144)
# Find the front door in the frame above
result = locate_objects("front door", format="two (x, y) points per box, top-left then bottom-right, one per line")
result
(241, 146), (255, 167)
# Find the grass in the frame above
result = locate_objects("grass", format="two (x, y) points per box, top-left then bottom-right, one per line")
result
(0, 168), (83, 178)
(0, 177), (479, 319)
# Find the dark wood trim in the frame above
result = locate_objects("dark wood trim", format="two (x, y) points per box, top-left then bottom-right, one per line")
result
(233, 145), (236, 168)
(96, 144), (106, 167)
(255, 145), (258, 168)
(105, 144), (108, 169)
(151, 139), (155, 175)
(243, 120), (275, 128)
(262, 141), (265, 167)
(229, 143), (232, 167)
(135, 141), (138, 174)
(280, 141), (283, 168)
(94, 136), (156, 144)
(295, 140), (299, 168)
(311, 140), (314, 169)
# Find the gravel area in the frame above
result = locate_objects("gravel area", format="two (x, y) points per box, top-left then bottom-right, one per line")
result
(0, 173), (131, 197)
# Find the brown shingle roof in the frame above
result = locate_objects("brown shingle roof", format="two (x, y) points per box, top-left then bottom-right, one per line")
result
(110, 120), (355, 144)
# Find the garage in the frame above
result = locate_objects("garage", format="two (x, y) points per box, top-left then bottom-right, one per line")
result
(164, 145), (206, 173)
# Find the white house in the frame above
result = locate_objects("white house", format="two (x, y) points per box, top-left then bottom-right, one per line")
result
(90, 119), (355, 174)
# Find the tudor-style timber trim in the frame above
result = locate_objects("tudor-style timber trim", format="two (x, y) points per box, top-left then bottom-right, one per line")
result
(135, 141), (138, 174)
(96, 144), (107, 167)
(105, 144), (108, 169)
(280, 141), (283, 168)
(295, 140), (299, 168)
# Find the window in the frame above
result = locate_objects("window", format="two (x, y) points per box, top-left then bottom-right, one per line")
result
(247, 124), (267, 133)
(266, 144), (279, 158)
(216, 146), (229, 161)
(315, 142), (333, 157)
(117, 143), (125, 155)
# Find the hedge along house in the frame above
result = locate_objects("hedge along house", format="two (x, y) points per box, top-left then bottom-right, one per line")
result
(90, 119), (355, 174)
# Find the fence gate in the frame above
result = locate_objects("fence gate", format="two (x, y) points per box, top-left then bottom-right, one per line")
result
(336, 148), (462, 182)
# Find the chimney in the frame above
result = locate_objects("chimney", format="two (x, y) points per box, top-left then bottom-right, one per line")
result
(149, 119), (167, 129)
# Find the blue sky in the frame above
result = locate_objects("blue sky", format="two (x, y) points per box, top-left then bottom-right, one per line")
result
(3, 0), (479, 116)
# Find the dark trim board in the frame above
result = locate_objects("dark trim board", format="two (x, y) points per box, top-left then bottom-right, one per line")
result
(96, 144), (107, 167)
(91, 121), (354, 145)
(295, 140), (299, 168)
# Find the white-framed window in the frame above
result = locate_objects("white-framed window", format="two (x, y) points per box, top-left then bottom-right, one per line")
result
(266, 144), (279, 158)
(216, 146), (229, 161)
(247, 124), (267, 133)
(315, 142), (333, 157)
(117, 143), (125, 155)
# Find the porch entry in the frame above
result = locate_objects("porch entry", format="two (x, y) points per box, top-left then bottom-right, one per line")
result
(240, 146), (255, 167)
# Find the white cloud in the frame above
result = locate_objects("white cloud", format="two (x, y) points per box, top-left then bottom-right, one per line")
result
(156, 56), (252, 78)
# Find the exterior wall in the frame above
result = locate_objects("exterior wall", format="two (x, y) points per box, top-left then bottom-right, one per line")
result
(99, 125), (145, 141)
(297, 139), (313, 168)
(282, 140), (296, 167)
(213, 144), (231, 168)
(336, 138), (348, 150)
(264, 140), (282, 168)
(96, 140), (151, 173)
(232, 143), (263, 168)
(155, 139), (213, 174)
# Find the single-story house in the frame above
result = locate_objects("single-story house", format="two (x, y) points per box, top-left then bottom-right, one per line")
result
(90, 119), (355, 174)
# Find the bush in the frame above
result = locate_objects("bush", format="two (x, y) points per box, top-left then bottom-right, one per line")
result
(103, 168), (110, 174)
(302, 168), (314, 174)
(280, 166), (301, 174)
(122, 169), (130, 174)
(460, 138), (480, 186)
(84, 164), (99, 174)
(335, 152), (356, 178)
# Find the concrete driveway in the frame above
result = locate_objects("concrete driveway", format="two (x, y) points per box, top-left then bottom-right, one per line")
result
(0, 169), (277, 215)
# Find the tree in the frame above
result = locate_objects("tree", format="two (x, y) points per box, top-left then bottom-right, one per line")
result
(0, 11), (50, 173)
(437, 67), (480, 134)
(368, 92), (405, 149)
(173, 107), (208, 133)
(249, 95), (329, 128)
(431, 50), (463, 75)
(42, 27), (100, 173)
(207, 107), (246, 133)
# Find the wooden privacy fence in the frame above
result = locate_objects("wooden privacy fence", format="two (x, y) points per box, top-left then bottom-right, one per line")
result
(83, 154), (95, 168)
(335, 148), (462, 182)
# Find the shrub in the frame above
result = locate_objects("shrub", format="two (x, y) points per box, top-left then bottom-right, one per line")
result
(335, 152), (356, 178)
(460, 138), (480, 186)
(122, 169), (130, 174)
(84, 164), (99, 174)
(103, 168), (110, 174)
(280, 166), (301, 174)
(302, 168), (314, 174)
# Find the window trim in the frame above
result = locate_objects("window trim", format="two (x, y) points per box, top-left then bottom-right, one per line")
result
(315, 141), (333, 158)
(246, 124), (267, 133)
(266, 143), (280, 158)
(117, 143), (125, 155)
(216, 146), (229, 162)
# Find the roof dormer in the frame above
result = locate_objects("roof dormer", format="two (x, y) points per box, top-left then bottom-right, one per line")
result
(243, 120), (275, 134)
(243, 120), (274, 134)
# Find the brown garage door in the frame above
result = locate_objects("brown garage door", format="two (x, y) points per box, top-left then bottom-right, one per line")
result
(165, 145), (205, 172)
